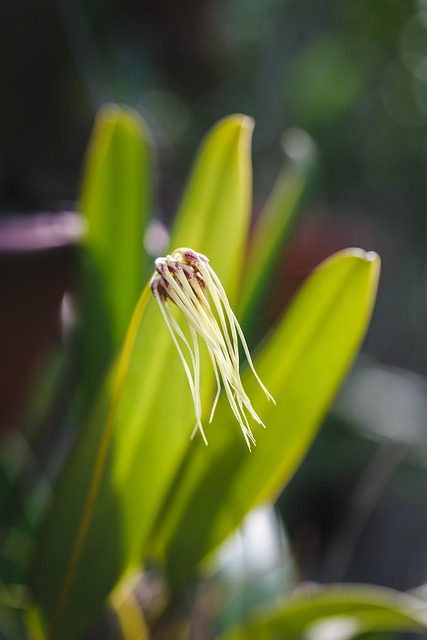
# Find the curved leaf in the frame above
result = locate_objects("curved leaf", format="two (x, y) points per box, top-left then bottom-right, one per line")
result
(29, 115), (254, 640)
(240, 128), (317, 333)
(171, 114), (254, 300)
(218, 584), (427, 640)
(80, 104), (154, 408)
(155, 249), (380, 589)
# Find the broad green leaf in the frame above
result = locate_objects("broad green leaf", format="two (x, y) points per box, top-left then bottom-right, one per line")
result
(218, 584), (427, 640)
(29, 115), (253, 640)
(80, 104), (153, 408)
(171, 114), (254, 301)
(239, 128), (317, 334)
(156, 249), (380, 589)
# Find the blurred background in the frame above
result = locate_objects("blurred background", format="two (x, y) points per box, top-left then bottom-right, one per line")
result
(2, 0), (427, 604)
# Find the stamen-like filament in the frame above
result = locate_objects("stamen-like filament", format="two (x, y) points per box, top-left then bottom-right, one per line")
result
(151, 248), (275, 450)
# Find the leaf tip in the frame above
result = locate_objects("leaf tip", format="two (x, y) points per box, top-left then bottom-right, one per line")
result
(347, 247), (380, 264)
(97, 102), (121, 124)
(218, 113), (255, 136)
(350, 248), (381, 280)
(327, 247), (381, 270)
(364, 249), (380, 264)
(239, 114), (255, 131)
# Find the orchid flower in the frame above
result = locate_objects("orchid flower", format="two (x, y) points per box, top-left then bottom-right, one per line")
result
(150, 247), (275, 450)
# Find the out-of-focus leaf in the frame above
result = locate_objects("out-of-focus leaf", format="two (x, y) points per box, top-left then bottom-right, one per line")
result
(213, 506), (295, 636)
(80, 104), (153, 407)
(0, 579), (28, 638)
(0, 433), (50, 587)
(110, 577), (149, 640)
(239, 128), (317, 335)
(218, 584), (427, 640)
(156, 250), (380, 589)
(29, 115), (253, 640)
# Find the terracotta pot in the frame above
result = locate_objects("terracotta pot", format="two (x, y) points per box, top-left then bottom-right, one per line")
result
(0, 212), (84, 438)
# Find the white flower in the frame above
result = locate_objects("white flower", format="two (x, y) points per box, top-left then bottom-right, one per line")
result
(150, 247), (275, 450)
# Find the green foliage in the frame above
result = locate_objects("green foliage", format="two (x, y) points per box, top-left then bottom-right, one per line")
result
(79, 104), (153, 410)
(28, 113), (253, 640)
(219, 585), (427, 639)
(0, 104), (404, 639)
(171, 115), (254, 300)
(156, 248), (379, 590)
(239, 127), (317, 336)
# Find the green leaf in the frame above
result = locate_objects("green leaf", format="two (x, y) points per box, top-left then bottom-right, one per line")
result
(156, 249), (380, 589)
(0, 433), (50, 588)
(0, 579), (28, 638)
(29, 115), (254, 640)
(218, 584), (427, 640)
(80, 104), (153, 408)
(171, 114), (254, 301)
(239, 128), (317, 335)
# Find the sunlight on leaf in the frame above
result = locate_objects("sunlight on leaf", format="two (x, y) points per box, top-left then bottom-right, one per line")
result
(29, 114), (253, 640)
(79, 104), (153, 409)
(155, 250), (380, 590)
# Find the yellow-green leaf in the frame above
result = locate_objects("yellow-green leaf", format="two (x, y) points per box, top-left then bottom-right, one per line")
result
(28, 115), (253, 640)
(156, 249), (380, 589)
(239, 128), (317, 335)
(80, 104), (153, 407)
(219, 584), (427, 640)
(171, 114), (254, 300)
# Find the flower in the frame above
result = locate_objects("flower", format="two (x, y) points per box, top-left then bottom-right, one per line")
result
(150, 247), (275, 450)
